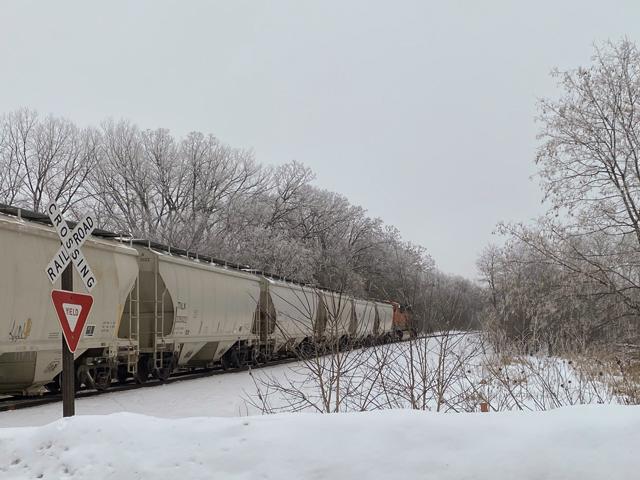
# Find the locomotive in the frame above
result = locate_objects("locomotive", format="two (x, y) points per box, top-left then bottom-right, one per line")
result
(0, 205), (396, 396)
(390, 302), (416, 340)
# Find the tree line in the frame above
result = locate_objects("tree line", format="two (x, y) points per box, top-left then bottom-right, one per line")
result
(6, 41), (635, 355)
(0, 109), (481, 331)
(478, 39), (640, 354)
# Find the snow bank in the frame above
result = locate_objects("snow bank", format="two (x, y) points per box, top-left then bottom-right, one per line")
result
(1, 405), (638, 479)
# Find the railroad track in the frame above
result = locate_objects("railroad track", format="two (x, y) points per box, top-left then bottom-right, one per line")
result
(0, 332), (471, 413)
(0, 356), (297, 413)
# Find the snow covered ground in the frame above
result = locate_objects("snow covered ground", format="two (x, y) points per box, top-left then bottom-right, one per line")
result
(1, 406), (639, 479)
(2, 338), (639, 479)
(0, 335), (477, 427)
(0, 367), (266, 427)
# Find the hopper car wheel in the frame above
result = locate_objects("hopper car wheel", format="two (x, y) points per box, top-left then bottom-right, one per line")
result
(238, 348), (250, 368)
(153, 366), (172, 382)
(221, 356), (230, 371)
(254, 350), (270, 366)
(230, 348), (241, 368)
(298, 342), (312, 358)
(91, 368), (112, 391)
(78, 365), (111, 391)
(54, 372), (81, 393)
(135, 357), (151, 384)
(117, 365), (129, 385)
(221, 348), (241, 370)
(250, 349), (260, 366)
(46, 380), (60, 393)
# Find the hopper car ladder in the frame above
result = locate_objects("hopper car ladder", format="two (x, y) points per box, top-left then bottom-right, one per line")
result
(125, 279), (140, 376)
(153, 271), (171, 374)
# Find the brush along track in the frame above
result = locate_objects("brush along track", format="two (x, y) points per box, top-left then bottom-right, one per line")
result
(0, 333), (470, 413)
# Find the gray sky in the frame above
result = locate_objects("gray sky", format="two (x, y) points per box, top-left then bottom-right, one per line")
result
(1, 1), (638, 278)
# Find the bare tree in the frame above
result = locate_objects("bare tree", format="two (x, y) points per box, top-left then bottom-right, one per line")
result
(538, 40), (640, 245)
(92, 119), (155, 235)
(0, 111), (28, 206)
(478, 40), (640, 355)
(0, 109), (96, 212)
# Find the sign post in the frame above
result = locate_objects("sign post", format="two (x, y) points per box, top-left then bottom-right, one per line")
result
(45, 201), (96, 417)
(61, 265), (75, 417)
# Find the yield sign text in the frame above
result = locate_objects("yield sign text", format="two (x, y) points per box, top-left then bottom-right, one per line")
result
(51, 289), (94, 353)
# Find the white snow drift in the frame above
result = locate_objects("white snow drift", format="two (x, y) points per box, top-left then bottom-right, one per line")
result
(1, 405), (638, 480)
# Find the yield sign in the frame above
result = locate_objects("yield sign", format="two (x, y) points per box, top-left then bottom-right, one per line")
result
(51, 290), (94, 353)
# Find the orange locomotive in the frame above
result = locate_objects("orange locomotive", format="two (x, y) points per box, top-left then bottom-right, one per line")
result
(391, 302), (416, 340)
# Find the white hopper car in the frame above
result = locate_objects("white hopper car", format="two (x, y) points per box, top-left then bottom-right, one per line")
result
(0, 209), (138, 394)
(0, 207), (396, 395)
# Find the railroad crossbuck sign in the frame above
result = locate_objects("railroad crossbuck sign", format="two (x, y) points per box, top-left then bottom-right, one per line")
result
(45, 202), (97, 292)
(51, 290), (94, 353)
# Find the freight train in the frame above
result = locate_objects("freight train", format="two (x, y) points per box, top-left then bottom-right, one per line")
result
(0, 205), (405, 396)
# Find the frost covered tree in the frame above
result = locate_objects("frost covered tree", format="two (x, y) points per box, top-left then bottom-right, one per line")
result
(0, 109), (94, 212)
(0, 107), (482, 334)
(479, 221), (640, 353)
(479, 40), (640, 352)
(538, 39), (640, 243)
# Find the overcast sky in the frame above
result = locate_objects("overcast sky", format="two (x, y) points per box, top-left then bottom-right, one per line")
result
(1, 1), (638, 278)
